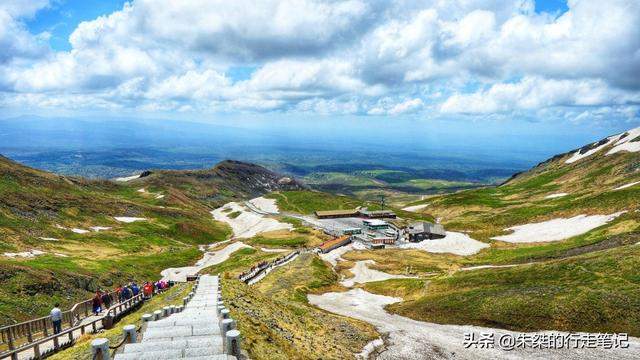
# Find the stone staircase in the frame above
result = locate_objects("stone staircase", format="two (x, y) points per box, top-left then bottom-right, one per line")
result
(114, 275), (238, 360)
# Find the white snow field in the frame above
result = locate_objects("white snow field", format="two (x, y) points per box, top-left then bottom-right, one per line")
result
(544, 193), (568, 199)
(492, 212), (625, 243)
(210, 201), (292, 238)
(71, 228), (89, 234)
(341, 260), (414, 287)
(248, 196), (280, 214)
(308, 289), (640, 360)
(399, 231), (489, 256)
(319, 244), (354, 266)
(565, 127), (640, 164)
(614, 180), (640, 190)
(161, 241), (251, 282)
(114, 216), (147, 223)
(606, 127), (640, 155)
(565, 135), (618, 164)
(114, 174), (141, 182)
(401, 204), (429, 212)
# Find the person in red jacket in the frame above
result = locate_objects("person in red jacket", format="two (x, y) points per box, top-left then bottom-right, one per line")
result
(143, 282), (153, 299)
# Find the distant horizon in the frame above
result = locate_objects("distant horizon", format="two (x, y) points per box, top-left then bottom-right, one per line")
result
(1, 114), (637, 184)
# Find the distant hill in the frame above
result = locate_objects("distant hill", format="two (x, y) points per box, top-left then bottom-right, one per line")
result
(127, 160), (306, 207)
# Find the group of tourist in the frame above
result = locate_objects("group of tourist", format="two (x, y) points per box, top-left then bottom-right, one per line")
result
(49, 278), (174, 334)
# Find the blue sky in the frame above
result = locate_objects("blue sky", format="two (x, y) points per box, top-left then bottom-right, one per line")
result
(1, 0), (638, 146)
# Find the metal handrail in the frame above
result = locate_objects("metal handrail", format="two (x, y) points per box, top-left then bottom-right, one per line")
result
(0, 294), (144, 360)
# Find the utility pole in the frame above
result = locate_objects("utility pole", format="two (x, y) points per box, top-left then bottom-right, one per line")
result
(379, 194), (385, 211)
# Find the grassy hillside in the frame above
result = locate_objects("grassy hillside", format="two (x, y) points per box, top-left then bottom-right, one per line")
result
(221, 253), (377, 360)
(267, 190), (435, 222)
(0, 156), (302, 324)
(353, 129), (640, 336)
(132, 160), (305, 208)
(386, 243), (640, 336)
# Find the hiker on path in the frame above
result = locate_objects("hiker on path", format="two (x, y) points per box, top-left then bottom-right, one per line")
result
(92, 291), (103, 315)
(50, 303), (62, 334)
(101, 291), (112, 309)
(143, 282), (153, 299)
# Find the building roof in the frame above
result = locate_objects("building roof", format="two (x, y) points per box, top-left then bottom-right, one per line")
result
(319, 236), (351, 251)
(407, 222), (446, 236)
(363, 219), (388, 226)
(314, 209), (359, 217)
(360, 209), (396, 215)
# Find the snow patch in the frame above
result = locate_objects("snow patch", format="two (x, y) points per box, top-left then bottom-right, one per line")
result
(211, 202), (292, 239)
(248, 196), (280, 214)
(71, 228), (89, 234)
(614, 181), (640, 191)
(319, 243), (356, 266)
(4, 249), (46, 258)
(39, 237), (59, 241)
(341, 260), (415, 287)
(114, 217), (147, 223)
(565, 135), (619, 164)
(90, 226), (112, 231)
(492, 212), (625, 243)
(607, 127), (640, 155)
(260, 247), (289, 253)
(308, 289), (640, 359)
(161, 242), (252, 282)
(399, 231), (489, 256)
(114, 174), (141, 182)
(402, 203), (429, 212)
(357, 338), (384, 360)
(544, 193), (568, 199)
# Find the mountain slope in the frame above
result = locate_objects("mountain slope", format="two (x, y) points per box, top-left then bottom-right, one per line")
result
(128, 160), (305, 207)
(0, 157), (299, 325)
(405, 126), (640, 242)
(375, 126), (640, 335)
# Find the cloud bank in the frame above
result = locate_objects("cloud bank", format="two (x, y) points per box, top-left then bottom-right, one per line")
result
(0, 0), (638, 123)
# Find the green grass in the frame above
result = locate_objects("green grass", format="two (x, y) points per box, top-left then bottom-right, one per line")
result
(227, 211), (242, 219)
(267, 190), (370, 214)
(389, 244), (640, 335)
(222, 253), (377, 360)
(200, 247), (280, 277)
(247, 234), (309, 248)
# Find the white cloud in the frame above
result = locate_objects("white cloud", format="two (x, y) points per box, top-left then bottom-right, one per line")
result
(440, 77), (640, 114)
(0, 0), (638, 121)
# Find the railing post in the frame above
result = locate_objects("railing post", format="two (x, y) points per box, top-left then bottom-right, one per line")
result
(91, 338), (110, 360)
(123, 325), (137, 344)
(53, 334), (60, 350)
(225, 329), (241, 356)
(34, 343), (41, 359)
(26, 322), (33, 342)
(7, 328), (15, 351)
(42, 318), (49, 337)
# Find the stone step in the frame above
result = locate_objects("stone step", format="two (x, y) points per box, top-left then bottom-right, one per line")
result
(114, 347), (227, 359)
(124, 338), (223, 352)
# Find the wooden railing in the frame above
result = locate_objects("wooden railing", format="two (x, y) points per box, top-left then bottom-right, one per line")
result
(0, 294), (144, 360)
(0, 290), (121, 353)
